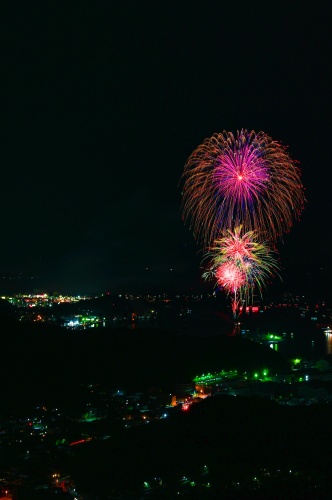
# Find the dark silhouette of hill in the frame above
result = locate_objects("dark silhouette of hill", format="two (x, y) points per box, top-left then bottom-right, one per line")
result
(70, 394), (332, 496)
(53, 293), (134, 317)
(2, 317), (328, 498)
(0, 297), (16, 318)
(0, 318), (288, 415)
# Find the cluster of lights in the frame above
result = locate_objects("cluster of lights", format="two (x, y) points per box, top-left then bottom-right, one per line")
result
(3, 292), (91, 307)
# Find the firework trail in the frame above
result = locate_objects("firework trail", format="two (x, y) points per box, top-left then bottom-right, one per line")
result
(181, 129), (304, 247)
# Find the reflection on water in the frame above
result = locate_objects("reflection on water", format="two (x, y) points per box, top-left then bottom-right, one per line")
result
(275, 328), (331, 359)
(326, 330), (332, 355)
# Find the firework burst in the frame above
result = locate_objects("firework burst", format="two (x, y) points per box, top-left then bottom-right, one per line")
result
(181, 129), (304, 246)
(215, 261), (246, 294)
(203, 226), (279, 318)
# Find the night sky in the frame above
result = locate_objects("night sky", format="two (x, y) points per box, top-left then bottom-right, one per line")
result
(0, 2), (331, 296)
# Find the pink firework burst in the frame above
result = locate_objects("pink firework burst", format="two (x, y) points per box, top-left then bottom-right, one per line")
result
(181, 129), (305, 246)
(202, 226), (280, 319)
(220, 226), (254, 263)
(215, 132), (269, 205)
(215, 261), (246, 294)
